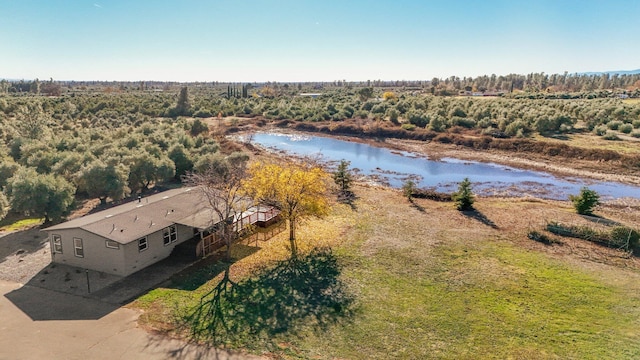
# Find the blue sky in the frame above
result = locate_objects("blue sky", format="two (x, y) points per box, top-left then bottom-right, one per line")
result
(1, 0), (639, 82)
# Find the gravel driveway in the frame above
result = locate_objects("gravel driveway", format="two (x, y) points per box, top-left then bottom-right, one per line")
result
(0, 228), (51, 284)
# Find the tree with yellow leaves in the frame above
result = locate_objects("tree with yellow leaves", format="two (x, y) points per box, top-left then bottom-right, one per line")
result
(382, 91), (398, 101)
(243, 160), (332, 257)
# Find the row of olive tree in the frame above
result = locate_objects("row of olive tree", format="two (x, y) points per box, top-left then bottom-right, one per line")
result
(0, 94), (219, 222)
(3, 87), (639, 140)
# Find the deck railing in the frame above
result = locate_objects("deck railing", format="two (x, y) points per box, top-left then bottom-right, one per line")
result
(195, 206), (282, 258)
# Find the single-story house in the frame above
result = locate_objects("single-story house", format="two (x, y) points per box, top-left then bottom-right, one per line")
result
(42, 187), (278, 276)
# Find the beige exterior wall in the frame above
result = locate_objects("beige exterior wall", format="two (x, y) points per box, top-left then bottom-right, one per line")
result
(121, 223), (196, 276)
(48, 223), (197, 277)
(48, 228), (126, 275)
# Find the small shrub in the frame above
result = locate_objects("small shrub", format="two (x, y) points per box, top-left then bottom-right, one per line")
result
(190, 119), (209, 136)
(602, 132), (620, 141)
(527, 230), (557, 245)
(593, 125), (608, 136)
(333, 160), (353, 194)
(452, 177), (474, 211)
(610, 226), (640, 250)
(631, 131), (640, 138)
(354, 110), (369, 119)
(619, 123), (634, 134)
(402, 180), (416, 201)
(633, 119), (640, 129)
(386, 109), (400, 124)
(607, 120), (623, 130)
(401, 123), (416, 131)
(193, 108), (213, 118)
(569, 187), (600, 215)
(548, 223), (640, 251)
(412, 189), (452, 202)
(546, 222), (603, 241)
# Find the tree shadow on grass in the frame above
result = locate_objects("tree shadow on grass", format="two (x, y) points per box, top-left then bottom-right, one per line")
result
(177, 248), (355, 351)
(169, 244), (259, 291)
(409, 199), (425, 212)
(579, 214), (622, 227)
(462, 209), (499, 229)
(338, 191), (358, 211)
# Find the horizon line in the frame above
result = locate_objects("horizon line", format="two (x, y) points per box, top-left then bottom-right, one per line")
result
(2, 69), (640, 84)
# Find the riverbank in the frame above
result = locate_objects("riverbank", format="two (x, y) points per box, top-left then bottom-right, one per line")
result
(219, 116), (640, 188)
(232, 127), (640, 205)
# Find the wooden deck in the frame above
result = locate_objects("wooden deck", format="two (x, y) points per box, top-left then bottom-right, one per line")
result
(196, 206), (281, 258)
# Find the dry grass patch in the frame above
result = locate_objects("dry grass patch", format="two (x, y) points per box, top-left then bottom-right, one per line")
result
(534, 132), (640, 155)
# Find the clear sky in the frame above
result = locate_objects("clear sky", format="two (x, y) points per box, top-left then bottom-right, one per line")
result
(1, 0), (639, 82)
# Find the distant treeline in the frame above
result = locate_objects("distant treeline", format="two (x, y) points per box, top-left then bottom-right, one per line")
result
(2, 71), (640, 96)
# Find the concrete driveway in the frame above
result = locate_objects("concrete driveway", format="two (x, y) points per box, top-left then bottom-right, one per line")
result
(0, 280), (263, 360)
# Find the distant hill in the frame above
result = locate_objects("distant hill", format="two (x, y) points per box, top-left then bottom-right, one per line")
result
(578, 69), (640, 76)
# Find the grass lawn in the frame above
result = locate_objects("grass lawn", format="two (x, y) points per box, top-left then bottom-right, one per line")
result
(133, 186), (640, 359)
(0, 215), (44, 232)
(531, 132), (640, 155)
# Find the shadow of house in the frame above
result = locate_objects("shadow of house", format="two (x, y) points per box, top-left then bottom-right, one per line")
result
(4, 284), (119, 321)
(4, 244), (207, 321)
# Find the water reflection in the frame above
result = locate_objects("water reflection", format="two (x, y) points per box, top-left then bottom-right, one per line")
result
(250, 132), (640, 200)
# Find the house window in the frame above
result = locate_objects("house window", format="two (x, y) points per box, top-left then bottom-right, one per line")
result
(52, 235), (62, 254)
(138, 237), (148, 252)
(105, 240), (120, 249)
(73, 238), (84, 258)
(163, 225), (178, 246)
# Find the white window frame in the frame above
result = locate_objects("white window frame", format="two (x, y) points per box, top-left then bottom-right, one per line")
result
(163, 225), (178, 246)
(52, 234), (63, 254)
(105, 240), (120, 249)
(138, 237), (148, 252)
(73, 238), (84, 258)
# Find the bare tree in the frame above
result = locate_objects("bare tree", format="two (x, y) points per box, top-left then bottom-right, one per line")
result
(183, 153), (249, 261)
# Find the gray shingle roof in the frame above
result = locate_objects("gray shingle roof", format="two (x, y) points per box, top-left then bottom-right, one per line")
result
(43, 187), (222, 244)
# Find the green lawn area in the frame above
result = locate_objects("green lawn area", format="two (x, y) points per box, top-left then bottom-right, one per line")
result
(305, 241), (639, 359)
(134, 187), (640, 359)
(0, 216), (44, 232)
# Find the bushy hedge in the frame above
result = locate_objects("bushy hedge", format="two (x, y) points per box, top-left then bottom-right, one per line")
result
(546, 222), (639, 251)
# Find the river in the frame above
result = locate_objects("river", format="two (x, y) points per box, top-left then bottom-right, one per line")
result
(248, 132), (640, 200)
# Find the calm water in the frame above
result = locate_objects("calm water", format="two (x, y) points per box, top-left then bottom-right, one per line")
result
(250, 132), (640, 200)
